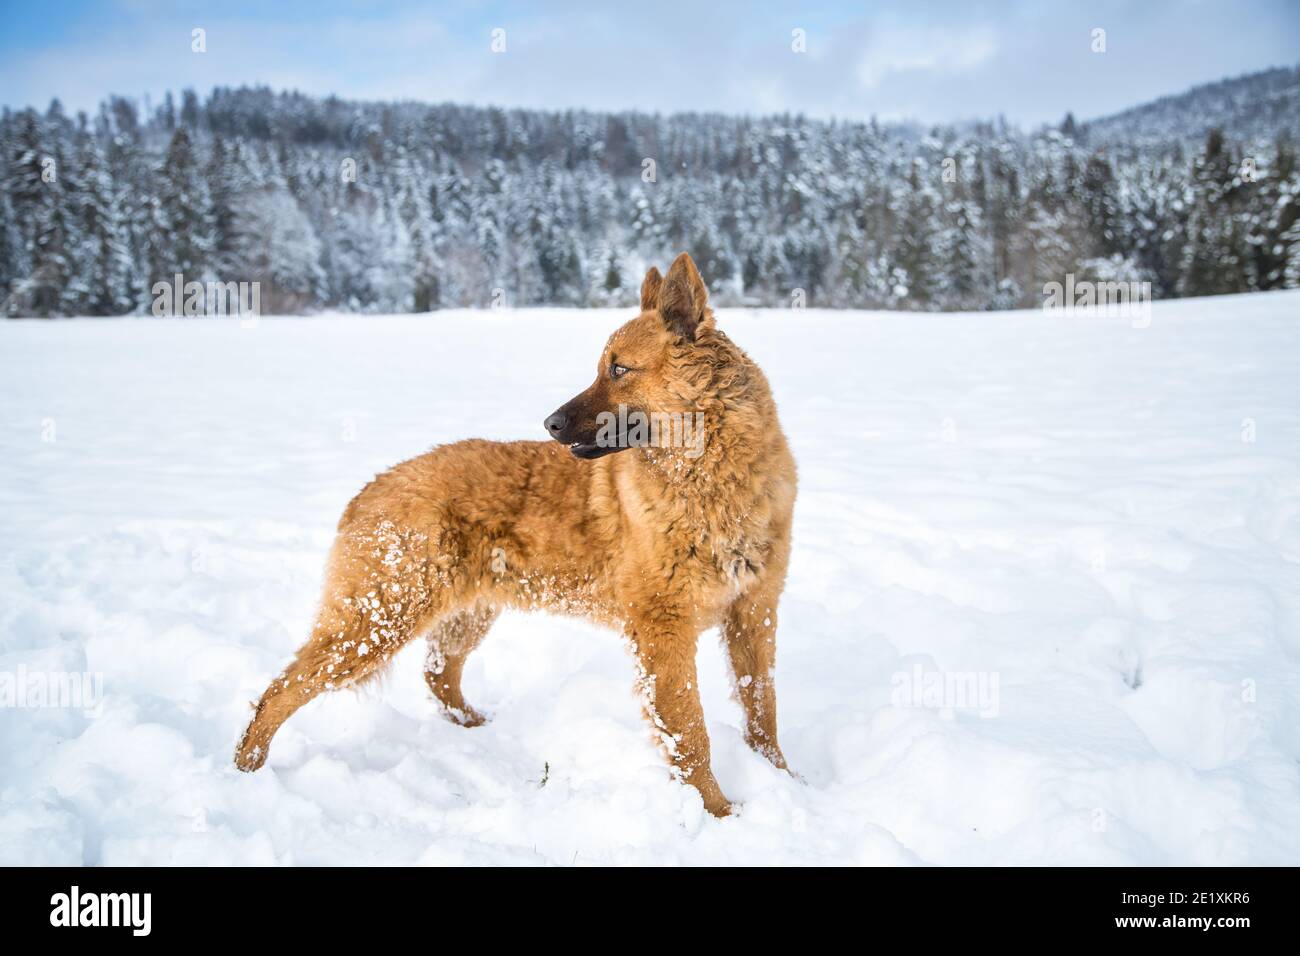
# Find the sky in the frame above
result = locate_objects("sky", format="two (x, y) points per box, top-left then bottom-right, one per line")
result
(2, 0), (1298, 126)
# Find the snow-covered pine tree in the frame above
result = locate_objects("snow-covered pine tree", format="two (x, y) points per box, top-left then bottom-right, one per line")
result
(150, 126), (214, 304)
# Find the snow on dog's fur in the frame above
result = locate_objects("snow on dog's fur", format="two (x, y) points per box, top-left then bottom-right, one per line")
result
(235, 253), (797, 815)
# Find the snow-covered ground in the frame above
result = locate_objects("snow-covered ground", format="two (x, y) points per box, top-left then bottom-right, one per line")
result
(2, 292), (1299, 865)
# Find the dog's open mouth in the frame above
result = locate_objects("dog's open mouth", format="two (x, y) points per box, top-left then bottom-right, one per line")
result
(568, 441), (622, 460)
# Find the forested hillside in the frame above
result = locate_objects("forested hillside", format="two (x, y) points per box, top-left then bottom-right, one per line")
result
(2, 68), (1298, 316)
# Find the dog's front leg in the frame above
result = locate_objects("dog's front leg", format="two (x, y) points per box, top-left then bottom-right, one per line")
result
(630, 624), (731, 817)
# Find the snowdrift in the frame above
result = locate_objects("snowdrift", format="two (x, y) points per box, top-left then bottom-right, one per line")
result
(2, 291), (1299, 865)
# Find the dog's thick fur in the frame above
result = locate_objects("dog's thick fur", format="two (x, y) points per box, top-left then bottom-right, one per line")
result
(234, 253), (796, 815)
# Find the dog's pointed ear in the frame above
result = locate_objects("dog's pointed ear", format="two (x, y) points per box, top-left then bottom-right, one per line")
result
(658, 252), (708, 341)
(640, 267), (663, 312)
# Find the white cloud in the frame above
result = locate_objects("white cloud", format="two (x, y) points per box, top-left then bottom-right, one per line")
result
(855, 25), (1000, 89)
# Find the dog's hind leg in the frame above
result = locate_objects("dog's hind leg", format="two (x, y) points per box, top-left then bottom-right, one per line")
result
(234, 607), (390, 772)
(722, 577), (788, 771)
(424, 605), (499, 726)
(235, 520), (443, 772)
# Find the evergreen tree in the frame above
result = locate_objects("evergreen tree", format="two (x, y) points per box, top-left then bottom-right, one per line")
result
(68, 131), (134, 314)
(893, 162), (940, 307)
(1178, 129), (1246, 296)
(151, 127), (213, 292)
(4, 109), (72, 316)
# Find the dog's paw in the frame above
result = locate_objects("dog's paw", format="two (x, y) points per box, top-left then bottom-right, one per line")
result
(234, 730), (269, 772)
(234, 742), (266, 772)
(444, 704), (488, 728)
(743, 734), (789, 771)
(708, 798), (738, 819)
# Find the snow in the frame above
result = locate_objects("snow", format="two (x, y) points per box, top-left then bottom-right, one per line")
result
(2, 290), (1299, 865)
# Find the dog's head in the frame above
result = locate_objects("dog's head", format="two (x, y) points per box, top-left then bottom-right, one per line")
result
(544, 252), (715, 460)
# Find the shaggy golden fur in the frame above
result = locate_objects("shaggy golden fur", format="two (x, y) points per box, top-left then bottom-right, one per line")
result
(235, 253), (797, 816)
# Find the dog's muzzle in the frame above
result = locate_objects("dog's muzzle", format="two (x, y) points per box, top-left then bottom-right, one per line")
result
(543, 403), (620, 460)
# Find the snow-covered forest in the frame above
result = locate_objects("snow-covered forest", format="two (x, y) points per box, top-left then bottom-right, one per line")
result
(2, 66), (1298, 316)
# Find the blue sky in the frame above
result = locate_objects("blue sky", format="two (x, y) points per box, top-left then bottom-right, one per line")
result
(2, 0), (1297, 125)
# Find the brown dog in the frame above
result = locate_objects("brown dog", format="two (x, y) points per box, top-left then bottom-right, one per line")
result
(234, 252), (797, 816)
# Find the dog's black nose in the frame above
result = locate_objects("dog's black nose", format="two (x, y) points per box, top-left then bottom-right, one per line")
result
(544, 411), (568, 435)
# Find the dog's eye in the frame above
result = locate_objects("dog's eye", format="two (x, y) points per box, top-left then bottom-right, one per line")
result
(611, 363), (630, 379)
